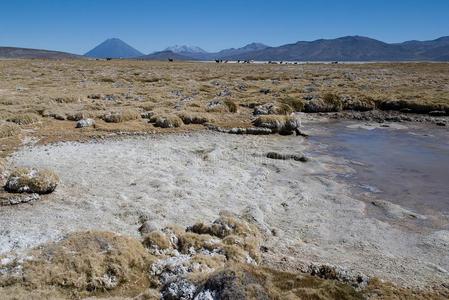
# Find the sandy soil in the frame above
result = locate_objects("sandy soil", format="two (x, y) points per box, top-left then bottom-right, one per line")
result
(1, 131), (448, 288)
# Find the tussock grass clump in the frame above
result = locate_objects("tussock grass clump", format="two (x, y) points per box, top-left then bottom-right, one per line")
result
(66, 111), (96, 121)
(0, 231), (151, 297)
(0, 122), (20, 138)
(304, 93), (343, 113)
(178, 112), (212, 125)
(51, 95), (79, 103)
(151, 115), (183, 128)
(342, 96), (376, 111)
(253, 114), (300, 134)
(5, 167), (59, 194)
(102, 109), (141, 123)
(206, 99), (238, 113)
(224, 99), (238, 113)
(280, 97), (305, 112)
(378, 99), (449, 115)
(142, 231), (171, 250)
(7, 113), (40, 125)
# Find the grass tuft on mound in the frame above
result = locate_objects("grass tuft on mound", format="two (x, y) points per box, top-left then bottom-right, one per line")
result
(150, 114), (183, 128)
(0, 122), (20, 138)
(102, 109), (141, 123)
(7, 113), (41, 125)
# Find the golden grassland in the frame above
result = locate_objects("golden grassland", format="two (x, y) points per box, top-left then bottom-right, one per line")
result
(0, 60), (448, 163)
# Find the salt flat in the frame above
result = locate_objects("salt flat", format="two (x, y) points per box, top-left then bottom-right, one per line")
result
(2, 131), (448, 287)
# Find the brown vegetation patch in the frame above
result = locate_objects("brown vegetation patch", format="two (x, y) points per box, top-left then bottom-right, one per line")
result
(0, 231), (152, 299)
(102, 109), (141, 123)
(253, 114), (300, 134)
(7, 113), (40, 125)
(0, 122), (20, 138)
(151, 114), (184, 128)
(4, 167), (59, 194)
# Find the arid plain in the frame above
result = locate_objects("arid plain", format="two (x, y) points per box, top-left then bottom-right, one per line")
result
(1, 60), (449, 299)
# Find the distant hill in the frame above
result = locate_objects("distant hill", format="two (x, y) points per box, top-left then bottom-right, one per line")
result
(215, 42), (269, 59)
(221, 36), (449, 61)
(138, 50), (194, 61)
(0, 47), (82, 59)
(85, 38), (143, 58)
(163, 42), (270, 60)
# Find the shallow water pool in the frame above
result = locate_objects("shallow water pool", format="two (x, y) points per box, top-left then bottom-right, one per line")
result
(309, 121), (449, 219)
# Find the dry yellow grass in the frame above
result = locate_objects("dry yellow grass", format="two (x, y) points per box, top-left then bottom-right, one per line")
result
(150, 114), (183, 128)
(0, 122), (20, 138)
(5, 167), (59, 194)
(102, 109), (141, 123)
(0, 60), (447, 161)
(7, 113), (40, 125)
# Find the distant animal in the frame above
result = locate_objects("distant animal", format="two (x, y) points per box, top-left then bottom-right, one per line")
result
(215, 59), (220, 63)
(237, 60), (241, 63)
(106, 57), (112, 61)
(168, 58), (173, 62)
(331, 61), (339, 64)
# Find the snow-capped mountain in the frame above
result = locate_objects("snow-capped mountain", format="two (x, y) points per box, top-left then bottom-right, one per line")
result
(164, 45), (207, 54)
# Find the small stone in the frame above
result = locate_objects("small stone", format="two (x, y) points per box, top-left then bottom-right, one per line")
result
(161, 277), (196, 300)
(76, 118), (95, 128)
(139, 221), (159, 235)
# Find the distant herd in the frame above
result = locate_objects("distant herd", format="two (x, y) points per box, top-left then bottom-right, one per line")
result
(100, 57), (339, 64)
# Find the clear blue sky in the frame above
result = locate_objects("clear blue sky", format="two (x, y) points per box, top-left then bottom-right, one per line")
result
(1, 0), (448, 54)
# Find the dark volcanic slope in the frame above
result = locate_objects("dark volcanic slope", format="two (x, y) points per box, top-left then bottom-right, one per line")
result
(85, 38), (143, 59)
(222, 36), (449, 61)
(138, 50), (195, 61)
(0, 47), (82, 59)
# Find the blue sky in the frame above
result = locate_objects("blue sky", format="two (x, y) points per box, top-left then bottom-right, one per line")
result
(1, 0), (448, 54)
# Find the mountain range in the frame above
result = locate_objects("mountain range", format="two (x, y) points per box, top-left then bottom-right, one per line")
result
(1, 36), (449, 61)
(0, 47), (83, 59)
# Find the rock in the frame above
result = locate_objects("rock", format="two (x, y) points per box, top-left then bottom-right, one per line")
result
(207, 125), (272, 135)
(295, 129), (309, 137)
(4, 168), (59, 194)
(141, 111), (155, 119)
(371, 200), (426, 220)
(75, 118), (95, 128)
(253, 103), (277, 115)
(308, 263), (369, 288)
(429, 110), (447, 116)
(266, 152), (308, 162)
(161, 277), (197, 300)
(244, 127), (272, 135)
(1, 193), (40, 206)
(138, 221), (160, 235)
(259, 88), (271, 94)
(194, 269), (245, 300)
(228, 127), (272, 135)
(436, 122), (446, 126)
(205, 99), (237, 113)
